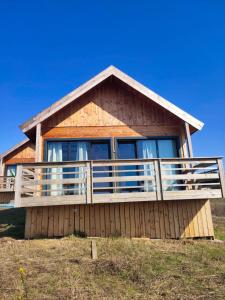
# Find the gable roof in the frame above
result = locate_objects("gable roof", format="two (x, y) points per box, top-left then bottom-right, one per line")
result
(20, 66), (204, 133)
(0, 138), (30, 160)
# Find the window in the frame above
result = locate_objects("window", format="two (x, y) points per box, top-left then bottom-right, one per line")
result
(117, 138), (178, 159)
(117, 138), (179, 191)
(46, 140), (112, 195)
(5, 165), (17, 177)
(46, 140), (111, 162)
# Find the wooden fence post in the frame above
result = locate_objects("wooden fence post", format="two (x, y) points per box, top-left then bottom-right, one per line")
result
(217, 158), (225, 198)
(14, 165), (23, 207)
(91, 240), (97, 259)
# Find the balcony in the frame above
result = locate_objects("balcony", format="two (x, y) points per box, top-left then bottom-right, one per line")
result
(1, 157), (224, 208)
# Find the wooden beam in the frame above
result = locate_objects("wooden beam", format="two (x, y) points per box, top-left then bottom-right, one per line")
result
(185, 122), (193, 158)
(35, 123), (42, 162)
(0, 158), (3, 176)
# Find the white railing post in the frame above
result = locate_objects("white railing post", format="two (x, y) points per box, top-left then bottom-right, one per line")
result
(86, 161), (93, 204)
(217, 158), (225, 198)
(14, 165), (23, 207)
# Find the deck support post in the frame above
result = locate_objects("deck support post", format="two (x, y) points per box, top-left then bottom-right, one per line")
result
(184, 122), (193, 158)
(217, 158), (225, 198)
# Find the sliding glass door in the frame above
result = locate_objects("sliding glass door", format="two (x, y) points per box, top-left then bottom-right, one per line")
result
(46, 140), (111, 195)
(117, 138), (179, 191)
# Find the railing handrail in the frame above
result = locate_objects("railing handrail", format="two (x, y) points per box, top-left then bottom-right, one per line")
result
(15, 156), (223, 167)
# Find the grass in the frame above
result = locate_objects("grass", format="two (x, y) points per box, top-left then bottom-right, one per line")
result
(0, 208), (25, 239)
(0, 199), (224, 300)
(0, 237), (225, 299)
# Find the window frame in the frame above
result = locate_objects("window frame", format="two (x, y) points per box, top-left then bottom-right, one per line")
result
(115, 136), (180, 159)
(44, 138), (113, 162)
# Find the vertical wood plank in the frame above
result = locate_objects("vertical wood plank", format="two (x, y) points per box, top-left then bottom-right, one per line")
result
(84, 205), (90, 236)
(129, 202), (135, 237)
(114, 203), (121, 237)
(68, 205), (75, 235)
(134, 202), (140, 237)
(41, 207), (49, 237)
(79, 205), (85, 234)
(99, 204), (106, 237)
(168, 201), (175, 238)
(89, 204), (96, 236)
(172, 201), (180, 238)
(163, 201), (171, 239)
(120, 203), (126, 237)
(124, 203), (131, 237)
(186, 201), (195, 238)
(36, 207), (43, 237)
(182, 201), (190, 238)
(204, 200), (214, 237)
(58, 206), (65, 236)
(158, 202), (165, 239)
(149, 202), (156, 239)
(74, 205), (80, 234)
(139, 202), (145, 237)
(95, 205), (101, 236)
(195, 200), (204, 237)
(64, 205), (70, 236)
(110, 203), (116, 236)
(53, 206), (59, 237)
(154, 202), (160, 238)
(48, 206), (54, 237)
(30, 207), (36, 238)
(200, 199), (209, 237)
(24, 208), (32, 239)
(144, 202), (151, 238)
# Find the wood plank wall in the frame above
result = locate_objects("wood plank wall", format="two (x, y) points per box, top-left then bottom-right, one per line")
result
(42, 78), (182, 140)
(24, 199), (214, 239)
(3, 141), (35, 165)
(0, 192), (14, 204)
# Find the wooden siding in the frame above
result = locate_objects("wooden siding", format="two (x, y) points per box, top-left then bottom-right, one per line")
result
(3, 141), (35, 165)
(24, 199), (214, 239)
(0, 192), (14, 204)
(42, 78), (182, 136)
(43, 125), (181, 139)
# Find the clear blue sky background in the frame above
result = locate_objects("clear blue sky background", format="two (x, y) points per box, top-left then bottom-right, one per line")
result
(0, 0), (224, 157)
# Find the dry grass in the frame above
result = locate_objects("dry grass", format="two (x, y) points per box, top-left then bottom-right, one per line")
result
(0, 237), (225, 299)
(0, 200), (225, 300)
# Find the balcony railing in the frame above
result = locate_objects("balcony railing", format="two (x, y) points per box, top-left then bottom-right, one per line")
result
(9, 157), (224, 208)
(0, 176), (15, 192)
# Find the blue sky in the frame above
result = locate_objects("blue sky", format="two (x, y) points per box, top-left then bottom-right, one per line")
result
(0, 0), (224, 157)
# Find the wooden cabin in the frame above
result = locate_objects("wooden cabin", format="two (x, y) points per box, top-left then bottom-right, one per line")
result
(0, 66), (224, 239)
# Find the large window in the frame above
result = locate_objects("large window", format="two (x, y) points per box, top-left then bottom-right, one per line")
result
(46, 140), (111, 162)
(117, 138), (178, 159)
(46, 140), (111, 195)
(117, 138), (179, 191)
